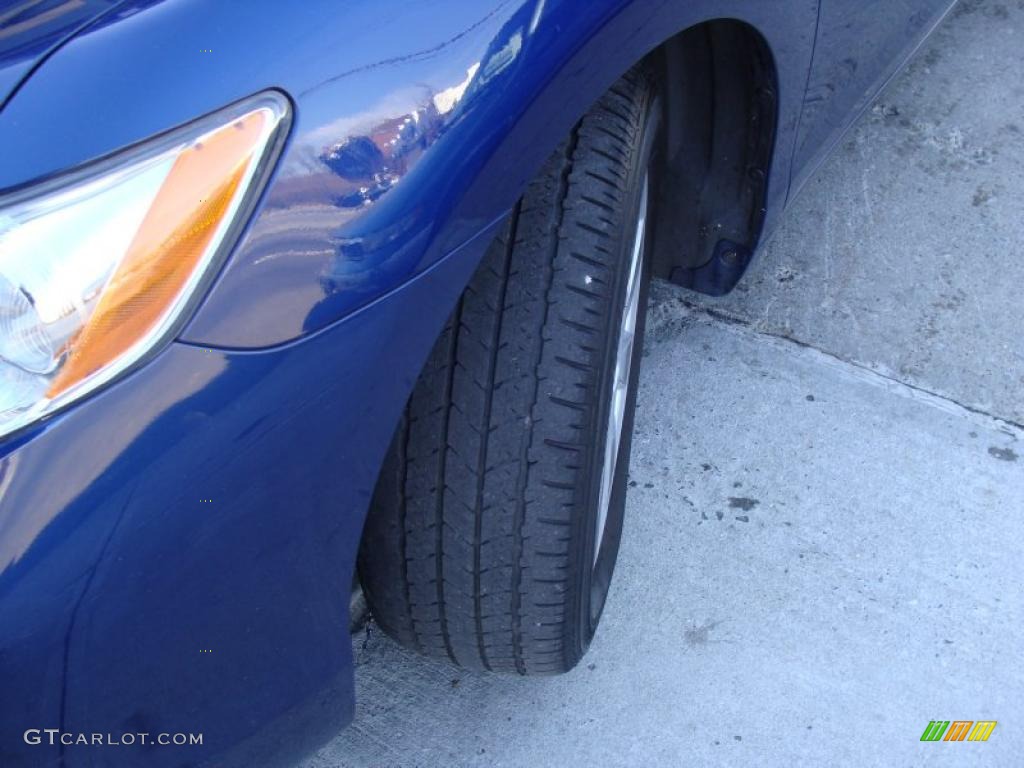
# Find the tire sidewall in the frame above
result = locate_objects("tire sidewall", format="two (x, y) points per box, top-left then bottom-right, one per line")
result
(573, 79), (662, 652)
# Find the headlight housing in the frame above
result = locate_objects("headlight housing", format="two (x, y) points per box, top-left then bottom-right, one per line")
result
(0, 91), (290, 439)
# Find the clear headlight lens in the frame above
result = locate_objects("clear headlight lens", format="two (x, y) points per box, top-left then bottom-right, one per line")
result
(0, 92), (289, 438)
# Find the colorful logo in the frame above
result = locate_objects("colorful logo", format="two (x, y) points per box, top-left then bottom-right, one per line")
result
(921, 721), (997, 742)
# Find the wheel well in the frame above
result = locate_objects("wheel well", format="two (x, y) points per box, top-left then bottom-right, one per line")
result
(648, 20), (778, 295)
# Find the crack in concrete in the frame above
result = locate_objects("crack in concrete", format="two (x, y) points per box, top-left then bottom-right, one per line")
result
(657, 297), (1024, 436)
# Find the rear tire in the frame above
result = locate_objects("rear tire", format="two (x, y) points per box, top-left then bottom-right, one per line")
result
(358, 67), (660, 674)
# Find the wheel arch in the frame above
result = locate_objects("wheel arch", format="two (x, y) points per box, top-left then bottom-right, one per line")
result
(356, 11), (793, 534)
(650, 20), (779, 296)
(441, 13), (786, 315)
(356, 15), (786, 564)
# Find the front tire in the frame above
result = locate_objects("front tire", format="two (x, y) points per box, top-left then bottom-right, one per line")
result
(358, 67), (660, 674)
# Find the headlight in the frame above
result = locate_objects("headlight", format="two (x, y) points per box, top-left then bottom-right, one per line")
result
(0, 91), (290, 439)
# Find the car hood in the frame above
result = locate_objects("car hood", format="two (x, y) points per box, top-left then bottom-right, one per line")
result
(0, 0), (122, 110)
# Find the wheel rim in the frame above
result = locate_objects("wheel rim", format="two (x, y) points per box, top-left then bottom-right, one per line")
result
(593, 171), (648, 568)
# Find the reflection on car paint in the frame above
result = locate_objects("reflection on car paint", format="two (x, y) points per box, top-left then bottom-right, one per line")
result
(210, 3), (535, 342)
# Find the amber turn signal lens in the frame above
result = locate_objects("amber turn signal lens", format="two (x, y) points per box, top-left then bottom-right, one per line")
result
(48, 111), (268, 397)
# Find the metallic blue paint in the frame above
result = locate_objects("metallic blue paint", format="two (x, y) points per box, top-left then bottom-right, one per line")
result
(0, 0), (120, 110)
(0, 0), (955, 764)
(790, 0), (956, 198)
(0, 218), (503, 767)
(0, 0), (824, 348)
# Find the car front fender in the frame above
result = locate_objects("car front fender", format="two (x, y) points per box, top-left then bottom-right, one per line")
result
(0, 0), (819, 349)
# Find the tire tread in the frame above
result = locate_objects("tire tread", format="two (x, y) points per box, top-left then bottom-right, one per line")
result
(359, 68), (651, 674)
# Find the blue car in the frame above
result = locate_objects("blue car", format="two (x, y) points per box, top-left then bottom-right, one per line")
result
(0, 1), (957, 765)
